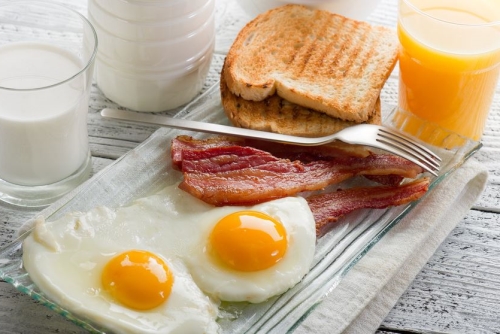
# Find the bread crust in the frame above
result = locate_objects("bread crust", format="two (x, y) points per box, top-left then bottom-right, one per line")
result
(221, 64), (381, 138)
(224, 4), (398, 122)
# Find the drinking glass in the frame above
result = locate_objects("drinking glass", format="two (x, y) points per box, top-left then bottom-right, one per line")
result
(0, 2), (98, 207)
(395, 0), (500, 148)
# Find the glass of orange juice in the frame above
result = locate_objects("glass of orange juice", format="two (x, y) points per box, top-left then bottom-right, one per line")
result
(395, 0), (500, 147)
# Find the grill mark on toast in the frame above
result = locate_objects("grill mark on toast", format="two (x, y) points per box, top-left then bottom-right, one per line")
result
(303, 15), (333, 76)
(315, 19), (337, 74)
(343, 25), (371, 79)
(286, 24), (305, 71)
(340, 25), (372, 115)
(287, 46), (299, 70)
(327, 18), (356, 79)
(294, 12), (332, 77)
(294, 44), (313, 77)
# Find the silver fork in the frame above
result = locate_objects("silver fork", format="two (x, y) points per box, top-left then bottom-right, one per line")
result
(101, 108), (441, 176)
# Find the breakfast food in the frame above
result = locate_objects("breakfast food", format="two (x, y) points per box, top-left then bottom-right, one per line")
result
(222, 4), (399, 125)
(22, 183), (317, 332)
(184, 195), (316, 303)
(308, 177), (429, 235)
(172, 135), (425, 206)
(20, 6), (425, 334)
(171, 135), (430, 235)
(221, 71), (382, 137)
(22, 132), (431, 333)
(23, 203), (220, 334)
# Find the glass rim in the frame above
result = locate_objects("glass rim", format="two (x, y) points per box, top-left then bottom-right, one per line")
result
(400, 0), (500, 28)
(0, 1), (98, 92)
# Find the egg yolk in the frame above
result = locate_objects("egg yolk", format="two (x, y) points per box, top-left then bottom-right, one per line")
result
(210, 211), (288, 272)
(101, 250), (174, 310)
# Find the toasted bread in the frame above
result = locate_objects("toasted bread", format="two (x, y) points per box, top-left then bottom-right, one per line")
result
(223, 4), (398, 122)
(221, 64), (381, 138)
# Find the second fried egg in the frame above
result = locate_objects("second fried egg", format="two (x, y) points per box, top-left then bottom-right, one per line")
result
(186, 196), (316, 303)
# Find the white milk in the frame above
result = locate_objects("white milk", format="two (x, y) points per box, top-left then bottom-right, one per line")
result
(0, 42), (89, 186)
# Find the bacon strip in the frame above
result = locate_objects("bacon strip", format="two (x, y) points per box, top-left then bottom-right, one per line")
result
(242, 138), (371, 160)
(179, 160), (354, 206)
(171, 135), (371, 169)
(172, 136), (425, 206)
(308, 177), (430, 237)
(172, 136), (413, 188)
(364, 174), (405, 186)
(179, 145), (279, 174)
(171, 136), (243, 170)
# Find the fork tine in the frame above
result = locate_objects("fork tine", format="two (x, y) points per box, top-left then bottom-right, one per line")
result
(373, 141), (440, 176)
(378, 128), (442, 162)
(377, 133), (441, 171)
(374, 139), (440, 176)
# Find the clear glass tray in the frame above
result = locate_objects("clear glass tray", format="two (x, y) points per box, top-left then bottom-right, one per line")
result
(0, 81), (482, 333)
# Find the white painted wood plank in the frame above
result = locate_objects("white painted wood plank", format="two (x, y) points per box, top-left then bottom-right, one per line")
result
(380, 211), (500, 333)
(0, 282), (86, 334)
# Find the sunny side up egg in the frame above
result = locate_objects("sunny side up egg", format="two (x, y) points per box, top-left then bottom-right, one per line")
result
(186, 197), (317, 303)
(22, 183), (316, 333)
(22, 208), (220, 334)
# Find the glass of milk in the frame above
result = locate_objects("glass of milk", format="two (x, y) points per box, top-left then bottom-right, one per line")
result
(0, 2), (98, 207)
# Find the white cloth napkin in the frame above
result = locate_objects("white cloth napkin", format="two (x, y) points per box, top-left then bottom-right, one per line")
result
(295, 158), (489, 334)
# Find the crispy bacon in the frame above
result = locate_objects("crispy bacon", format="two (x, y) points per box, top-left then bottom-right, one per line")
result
(171, 136), (242, 170)
(170, 136), (431, 239)
(179, 160), (354, 206)
(309, 177), (430, 237)
(364, 174), (405, 186)
(179, 145), (279, 174)
(171, 135), (371, 169)
(171, 136), (425, 206)
(242, 138), (371, 160)
(172, 136), (411, 187)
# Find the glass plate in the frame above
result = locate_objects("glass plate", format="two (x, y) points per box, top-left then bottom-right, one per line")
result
(0, 81), (482, 333)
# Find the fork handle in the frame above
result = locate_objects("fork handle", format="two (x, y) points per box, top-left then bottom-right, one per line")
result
(100, 108), (324, 146)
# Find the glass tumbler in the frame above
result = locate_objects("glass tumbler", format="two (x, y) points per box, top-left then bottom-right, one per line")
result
(395, 0), (500, 148)
(0, 2), (98, 207)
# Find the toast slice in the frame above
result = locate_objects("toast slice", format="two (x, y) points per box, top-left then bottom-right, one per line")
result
(223, 4), (398, 122)
(221, 65), (381, 138)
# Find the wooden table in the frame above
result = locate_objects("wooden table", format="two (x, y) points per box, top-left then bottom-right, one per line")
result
(1, 0), (500, 333)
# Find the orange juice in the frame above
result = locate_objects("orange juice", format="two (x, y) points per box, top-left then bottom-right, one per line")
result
(397, 0), (500, 145)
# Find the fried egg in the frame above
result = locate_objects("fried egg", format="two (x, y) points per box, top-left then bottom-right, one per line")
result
(185, 196), (317, 303)
(22, 207), (220, 334)
(22, 183), (316, 332)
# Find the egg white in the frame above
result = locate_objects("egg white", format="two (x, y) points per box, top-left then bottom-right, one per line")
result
(22, 204), (220, 334)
